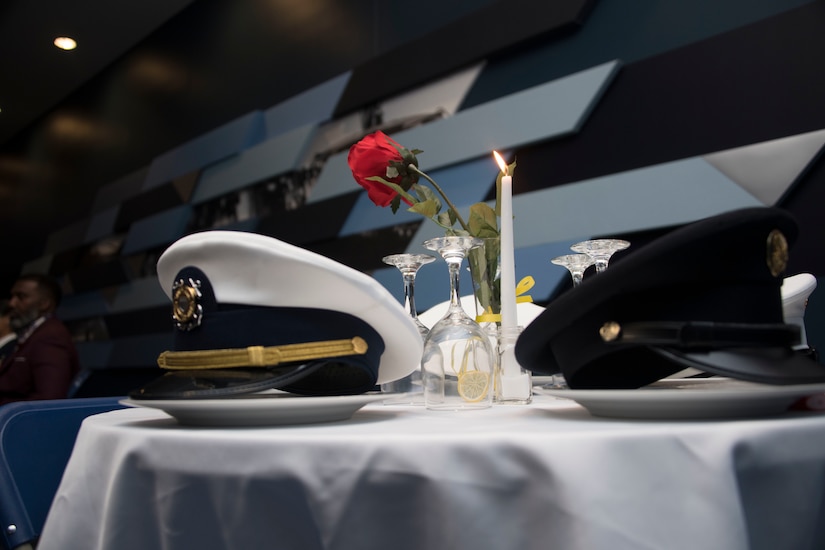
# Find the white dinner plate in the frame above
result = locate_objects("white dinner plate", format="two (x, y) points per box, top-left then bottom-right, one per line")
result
(121, 392), (389, 427)
(537, 378), (825, 420)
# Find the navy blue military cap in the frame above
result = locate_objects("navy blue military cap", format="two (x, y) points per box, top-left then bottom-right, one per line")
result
(515, 207), (825, 389)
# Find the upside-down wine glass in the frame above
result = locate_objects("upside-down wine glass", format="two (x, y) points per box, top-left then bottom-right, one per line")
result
(544, 253), (597, 390)
(382, 253), (435, 338)
(380, 253), (435, 403)
(421, 236), (494, 410)
(570, 239), (630, 273)
(550, 253), (595, 287)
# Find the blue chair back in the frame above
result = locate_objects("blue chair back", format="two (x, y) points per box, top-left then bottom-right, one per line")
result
(0, 397), (125, 550)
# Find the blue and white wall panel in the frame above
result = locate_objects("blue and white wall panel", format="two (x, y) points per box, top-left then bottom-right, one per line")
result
(43, 0), (825, 373)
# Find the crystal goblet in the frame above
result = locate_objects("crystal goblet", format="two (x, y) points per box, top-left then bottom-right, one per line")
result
(551, 253), (595, 287)
(382, 253), (435, 338)
(421, 236), (494, 410)
(379, 253), (435, 403)
(571, 239), (630, 273)
(545, 253), (597, 390)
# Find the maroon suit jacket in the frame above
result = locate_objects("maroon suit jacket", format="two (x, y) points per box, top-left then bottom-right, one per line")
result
(0, 316), (80, 405)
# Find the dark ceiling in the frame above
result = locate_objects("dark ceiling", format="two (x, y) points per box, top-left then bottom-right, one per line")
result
(0, 0), (195, 288)
(0, 0), (194, 146)
(0, 0), (375, 292)
(0, 0), (520, 293)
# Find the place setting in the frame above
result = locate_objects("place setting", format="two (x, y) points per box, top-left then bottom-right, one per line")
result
(533, 378), (825, 420)
(121, 391), (392, 427)
(518, 207), (825, 420)
(121, 229), (425, 427)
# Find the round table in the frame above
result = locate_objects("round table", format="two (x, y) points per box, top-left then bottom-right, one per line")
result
(38, 395), (825, 550)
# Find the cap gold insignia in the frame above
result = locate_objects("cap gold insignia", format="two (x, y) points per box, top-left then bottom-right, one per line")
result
(599, 321), (621, 342)
(766, 229), (788, 278)
(157, 337), (369, 370)
(172, 278), (203, 331)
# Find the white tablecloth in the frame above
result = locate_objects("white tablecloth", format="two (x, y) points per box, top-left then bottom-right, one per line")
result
(38, 396), (825, 550)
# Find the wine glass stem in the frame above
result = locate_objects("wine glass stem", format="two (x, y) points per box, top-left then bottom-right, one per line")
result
(401, 270), (419, 320)
(447, 258), (463, 312)
(572, 270), (584, 287)
(594, 258), (608, 273)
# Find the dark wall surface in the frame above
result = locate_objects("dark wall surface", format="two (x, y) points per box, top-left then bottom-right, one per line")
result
(2, 0), (824, 386)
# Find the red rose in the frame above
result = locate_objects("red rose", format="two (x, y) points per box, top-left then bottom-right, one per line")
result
(348, 131), (413, 207)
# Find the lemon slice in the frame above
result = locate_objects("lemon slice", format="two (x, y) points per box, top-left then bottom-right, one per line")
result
(458, 371), (490, 402)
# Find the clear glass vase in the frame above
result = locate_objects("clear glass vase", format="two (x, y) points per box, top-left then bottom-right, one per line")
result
(467, 237), (501, 326)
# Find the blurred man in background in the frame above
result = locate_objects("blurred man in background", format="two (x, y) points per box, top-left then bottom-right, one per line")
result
(0, 299), (16, 362)
(0, 274), (79, 404)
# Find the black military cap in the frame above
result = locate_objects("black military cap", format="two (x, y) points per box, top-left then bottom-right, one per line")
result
(515, 207), (825, 389)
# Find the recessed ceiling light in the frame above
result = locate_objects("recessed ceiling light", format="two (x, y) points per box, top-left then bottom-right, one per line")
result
(54, 37), (77, 51)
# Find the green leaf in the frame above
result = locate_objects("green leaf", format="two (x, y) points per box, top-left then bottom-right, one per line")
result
(411, 184), (443, 215)
(483, 238), (500, 266)
(447, 208), (458, 226)
(434, 211), (456, 230)
(409, 199), (440, 218)
(367, 175), (417, 204)
(413, 184), (437, 202)
(390, 195), (401, 214)
(467, 241), (501, 314)
(468, 202), (498, 238)
(366, 175), (400, 188)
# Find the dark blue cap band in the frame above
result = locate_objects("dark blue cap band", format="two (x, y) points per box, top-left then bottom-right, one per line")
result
(133, 266), (386, 398)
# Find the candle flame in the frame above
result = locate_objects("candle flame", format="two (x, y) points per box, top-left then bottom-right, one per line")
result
(493, 151), (508, 175)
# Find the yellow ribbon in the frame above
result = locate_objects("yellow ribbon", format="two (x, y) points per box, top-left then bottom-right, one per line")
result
(475, 276), (535, 324)
(515, 276), (535, 304)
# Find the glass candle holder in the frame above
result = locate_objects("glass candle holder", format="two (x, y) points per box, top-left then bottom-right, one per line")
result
(495, 325), (532, 404)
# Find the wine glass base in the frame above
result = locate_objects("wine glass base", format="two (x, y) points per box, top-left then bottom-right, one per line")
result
(424, 402), (492, 411)
(381, 371), (424, 405)
(570, 239), (630, 274)
(540, 374), (569, 390)
(382, 393), (424, 406)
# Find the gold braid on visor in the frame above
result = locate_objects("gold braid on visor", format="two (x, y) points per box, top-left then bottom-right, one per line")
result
(157, 337), (368, 370)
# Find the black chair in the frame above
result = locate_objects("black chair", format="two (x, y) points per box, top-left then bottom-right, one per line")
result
(0, 397), (126, 550)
